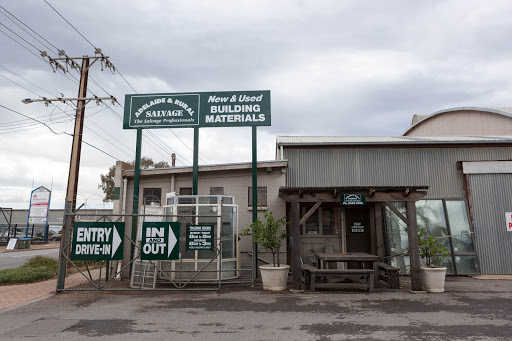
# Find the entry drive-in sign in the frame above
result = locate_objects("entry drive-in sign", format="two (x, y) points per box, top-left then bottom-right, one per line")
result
(140, 222), (180, 260)
(71, 222), (124, 260)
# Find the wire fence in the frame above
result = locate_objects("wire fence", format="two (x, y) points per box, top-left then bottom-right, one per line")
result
(58, 211), (252, 291)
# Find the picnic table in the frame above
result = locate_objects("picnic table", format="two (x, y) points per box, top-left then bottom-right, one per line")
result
(314, 252), (380, 288)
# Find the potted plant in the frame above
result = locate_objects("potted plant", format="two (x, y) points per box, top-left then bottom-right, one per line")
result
(244, 211), (289, 291)
(416, 227), (450, 293)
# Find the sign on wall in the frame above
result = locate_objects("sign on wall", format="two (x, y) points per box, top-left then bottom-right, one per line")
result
(28, 186), (51, 223)
(124, 90), (271, 129)
(187, 225), (214, 251)
(505, 212), (512, 232)
(351, 222), (365, 233)
(71, 222), (124, 260)
(140, 222), (180, 260)
(341, 193), (365, 206)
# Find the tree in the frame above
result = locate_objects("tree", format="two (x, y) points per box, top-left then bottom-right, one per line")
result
(98, 157), (170, 202)
(243, 211), (288, 267)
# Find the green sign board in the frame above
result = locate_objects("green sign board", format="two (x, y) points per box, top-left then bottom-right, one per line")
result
(71, 222), (124, 260)
(124, 90), (271, 129)
(341, 193), (366, 206)
(140, 222), (180, 260)
(187, 225), (214, 251)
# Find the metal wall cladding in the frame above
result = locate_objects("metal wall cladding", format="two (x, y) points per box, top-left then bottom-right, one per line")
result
(469, 174), (512, 274)
(284, 147), (512, 198)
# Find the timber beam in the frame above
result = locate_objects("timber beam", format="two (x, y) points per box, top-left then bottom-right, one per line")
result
(384, 202), (408, 224)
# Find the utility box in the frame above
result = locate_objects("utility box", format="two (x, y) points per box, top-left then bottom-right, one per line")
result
(17, 238), (32, 249)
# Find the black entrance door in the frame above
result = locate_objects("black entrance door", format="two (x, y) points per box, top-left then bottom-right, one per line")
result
(345, 206), (371, 253)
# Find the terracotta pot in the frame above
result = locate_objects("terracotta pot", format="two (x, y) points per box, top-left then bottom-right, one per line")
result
(420, 267), (447, 293)
(259, 264), (290, 291)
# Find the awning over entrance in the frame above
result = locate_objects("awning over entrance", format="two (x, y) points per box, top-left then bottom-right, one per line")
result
(279, 186), (428, 202)
(281, 186), (429, 292)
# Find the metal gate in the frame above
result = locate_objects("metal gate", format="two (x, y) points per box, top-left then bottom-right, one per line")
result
(56, 199), (252, 291)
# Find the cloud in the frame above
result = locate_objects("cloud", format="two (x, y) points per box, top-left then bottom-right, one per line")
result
(2, 0), (512, 208)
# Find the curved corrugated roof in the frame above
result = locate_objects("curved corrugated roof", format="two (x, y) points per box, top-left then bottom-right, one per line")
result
(404, 107), (512, 135)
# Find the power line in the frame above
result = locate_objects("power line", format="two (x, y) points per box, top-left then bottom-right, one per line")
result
(0, 7), (56, 54)
(0, 63), (57, 97)
(0, 4), (60, 53)
(12, 1), (200, 165)
(0, 26), (46, 61)
(0, 73), (40, 97)
(80, 138), (120, 160)
(0, 22), (42, 53)
(0, 104), (123, 160)
(0, 103), (63, 135)
(43, 0), (96, 49)
(116, 69), (137, 93)
(83, 125), (133, 159)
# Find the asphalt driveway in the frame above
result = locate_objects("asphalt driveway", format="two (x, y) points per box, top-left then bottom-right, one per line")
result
(0, 276), (511, 340)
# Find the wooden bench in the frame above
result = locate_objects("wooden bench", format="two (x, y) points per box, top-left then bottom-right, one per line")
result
(301, 264), (374, 292)
(377, 262), (400, 289)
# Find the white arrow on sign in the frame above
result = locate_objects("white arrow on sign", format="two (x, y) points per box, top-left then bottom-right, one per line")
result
(168, 224), (177, 257)
(111, 225), (122, 258)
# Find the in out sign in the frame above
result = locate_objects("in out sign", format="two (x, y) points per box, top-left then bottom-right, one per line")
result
(140, 222), (180, 260)
(71, 222), (124, 260)
(506, 212), (512, 232)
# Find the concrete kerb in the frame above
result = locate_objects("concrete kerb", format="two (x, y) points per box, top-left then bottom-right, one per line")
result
(0, 243), (60, 254)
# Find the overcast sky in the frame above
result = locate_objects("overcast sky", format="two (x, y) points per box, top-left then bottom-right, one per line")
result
(1, 0), (512, 210)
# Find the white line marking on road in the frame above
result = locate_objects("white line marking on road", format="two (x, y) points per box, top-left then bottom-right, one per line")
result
(10, 252), (49, 258)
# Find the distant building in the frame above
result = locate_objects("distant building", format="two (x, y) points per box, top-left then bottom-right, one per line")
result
(404, 107), (512, 136)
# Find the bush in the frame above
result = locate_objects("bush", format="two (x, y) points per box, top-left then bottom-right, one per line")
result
(25, 255), (58, 269)
(0, 256), (58, 285)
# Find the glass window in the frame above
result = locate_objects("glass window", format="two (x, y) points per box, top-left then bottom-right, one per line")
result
(210, 187), (224, 195)
(322, 208), (335, 235)
(143, 188), (161, 205)
(305, 208), (319, 235)
(416, 200), (453, 272)
(416, 200), (451, 250)
(177, 206), (196, 259)
(384, 202), (409, 273)
(454, 255), (479, 274)
(248, 186), (267, 207)
(446, 200), (474, 253)
(180, 187), (192, 195)
(383, 199), (477, 275)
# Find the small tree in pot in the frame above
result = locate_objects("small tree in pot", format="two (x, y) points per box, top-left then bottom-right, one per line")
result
(416, 227), (450, 292)
(417, 227), (450, 268)
(244, 211), (289, 290)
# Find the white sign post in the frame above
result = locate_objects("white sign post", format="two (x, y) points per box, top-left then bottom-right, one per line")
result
(28, 186), (51, 224)
(27, 186), (51, 239)
(505, 212), (512, 232)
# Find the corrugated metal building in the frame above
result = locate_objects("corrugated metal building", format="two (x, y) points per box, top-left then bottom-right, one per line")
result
(276, 136), (512, 276)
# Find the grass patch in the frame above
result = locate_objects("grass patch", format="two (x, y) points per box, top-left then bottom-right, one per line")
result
(0, 255), (58, 285)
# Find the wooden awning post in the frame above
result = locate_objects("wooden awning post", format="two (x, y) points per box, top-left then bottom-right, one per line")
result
(405, 201), (422, 291)
(291, 201), (301, 290)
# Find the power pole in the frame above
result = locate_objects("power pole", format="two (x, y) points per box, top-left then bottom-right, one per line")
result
(22, 52), (116, 291)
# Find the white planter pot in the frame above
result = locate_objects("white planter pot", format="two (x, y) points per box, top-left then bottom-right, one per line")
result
(420, 267), (447, 293)
(259, 264), (290, 291)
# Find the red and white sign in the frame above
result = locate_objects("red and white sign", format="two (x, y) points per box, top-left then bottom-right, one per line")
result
(505, 212), (512, 232)
(28, 187), (51, 223)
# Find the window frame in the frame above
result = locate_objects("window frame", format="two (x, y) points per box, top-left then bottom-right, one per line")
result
(383, 198), (479, 275)
(248, 186), (267, 207)
(142, 188), (162, 206)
